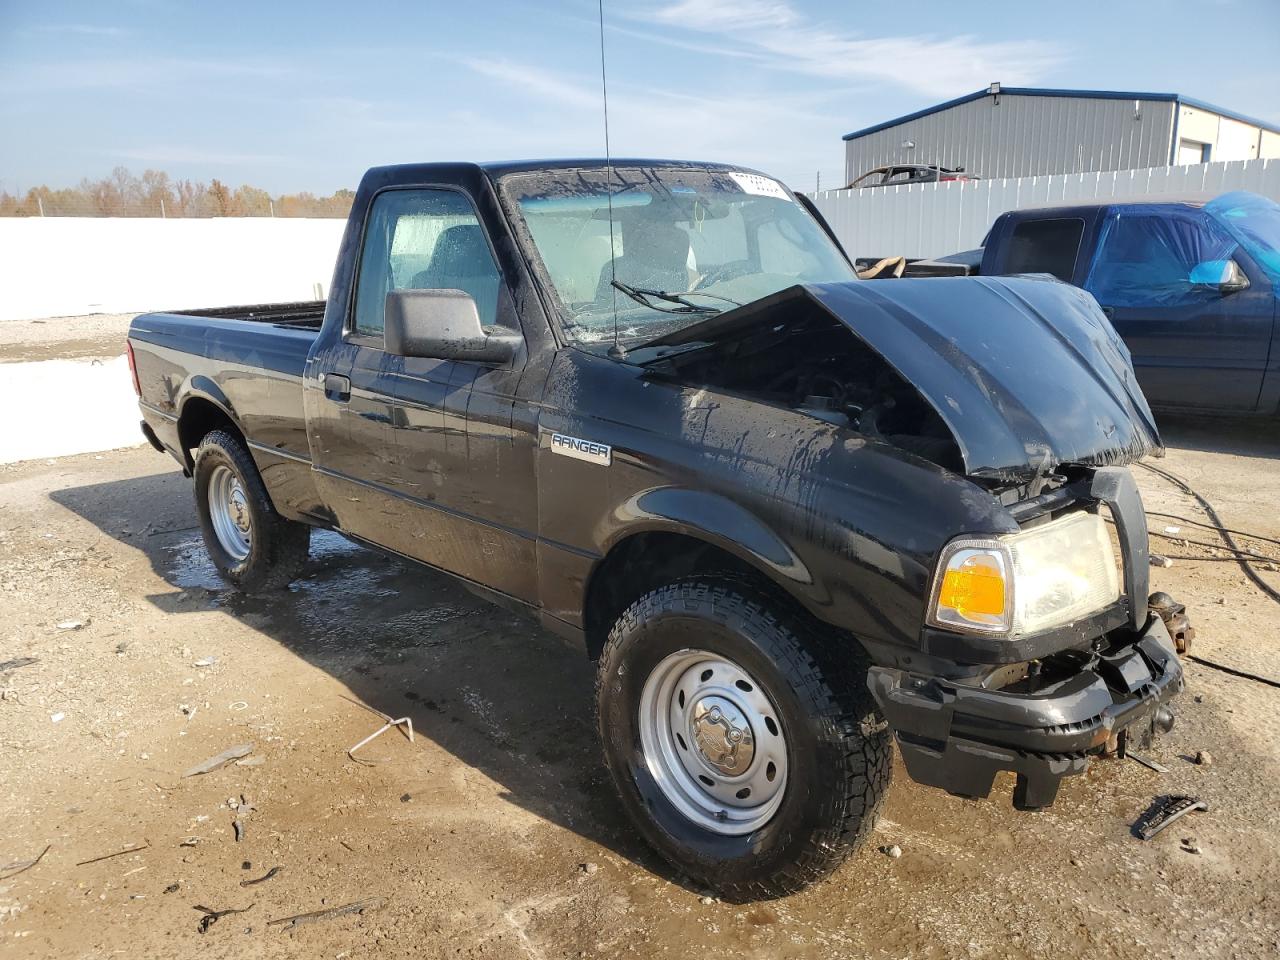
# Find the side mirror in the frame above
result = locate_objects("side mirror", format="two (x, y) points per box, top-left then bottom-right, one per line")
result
(1189, 259), (1250, 295)
(384, 289), (521, 363)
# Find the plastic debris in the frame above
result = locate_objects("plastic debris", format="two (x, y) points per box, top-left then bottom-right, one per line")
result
(0, 657), (38, 673)
(347, 717), (413, 765)
(240, 866), (282, 887)
(182, 744), (254, 778)
(50, 712), (65, 723)
(232, 794), (254, 842)
(267, 897), (386, 931)
(193, 656), (218, 668)
(56, 620), (86, 631)
(1128, 752), (1170, 774)
(1134, 795), (1209, 840)
(77, 840), (150, 866)
(195, 902), (254, 934)
(0, 844), (51, 880)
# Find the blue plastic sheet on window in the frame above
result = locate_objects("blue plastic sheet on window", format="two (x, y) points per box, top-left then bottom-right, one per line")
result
(1206, 190), (1280, 287)
(1085, 205), (1240, 308)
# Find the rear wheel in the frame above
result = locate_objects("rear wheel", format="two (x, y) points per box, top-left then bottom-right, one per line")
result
(596, 579), (891, 900)
(193, 430), (310, 591)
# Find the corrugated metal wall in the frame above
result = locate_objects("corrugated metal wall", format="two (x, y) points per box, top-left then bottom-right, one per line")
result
(844, 94), (1176, 184)
(813, 157), (1280, 261)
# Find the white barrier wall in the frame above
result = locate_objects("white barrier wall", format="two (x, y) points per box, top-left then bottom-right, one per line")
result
(0, 217), (347, 322)
(813, 158), (1280, 261)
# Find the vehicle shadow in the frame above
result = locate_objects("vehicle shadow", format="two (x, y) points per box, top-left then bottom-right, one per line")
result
(1154, 412), (1280, 460)
(49, 470), (681, 888)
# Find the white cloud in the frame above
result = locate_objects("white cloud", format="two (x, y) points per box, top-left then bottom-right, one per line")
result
(29, 24), (132, 38)
(460, 58), (601, 111)
(633, 0), (1064, 97)
(457, 56), (846, 187)
(0, 57), (293, 93)
(650, 0), (801, 29)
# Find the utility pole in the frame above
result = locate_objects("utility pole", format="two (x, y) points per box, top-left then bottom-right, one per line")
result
(37, 196), (44, 217)
(160, 198), (166, 218)
(269, 199), (275, 218)
(815, 170), (821, 193)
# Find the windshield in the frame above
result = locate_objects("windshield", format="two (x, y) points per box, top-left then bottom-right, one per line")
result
(501, 165), (856, 349)
(1206, 190), (1280, 286)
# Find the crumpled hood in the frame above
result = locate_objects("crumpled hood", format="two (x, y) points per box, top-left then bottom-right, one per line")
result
(807, 276), (1163, 480)
(655, 275), (1162, 481)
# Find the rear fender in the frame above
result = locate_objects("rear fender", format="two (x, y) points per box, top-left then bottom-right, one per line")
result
(176, 377), (244, 469)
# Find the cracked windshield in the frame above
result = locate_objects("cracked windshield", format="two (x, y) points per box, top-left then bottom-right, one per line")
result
(504, 166), (855, 349)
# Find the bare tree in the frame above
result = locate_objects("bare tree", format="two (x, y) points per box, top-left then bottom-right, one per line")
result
(0, 168), (355, 218)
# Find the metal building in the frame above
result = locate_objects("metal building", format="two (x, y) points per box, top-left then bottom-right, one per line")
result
(843, 86), (1280, 186)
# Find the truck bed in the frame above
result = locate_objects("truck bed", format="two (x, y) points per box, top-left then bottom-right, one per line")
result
(164, 299), (327, 327)
(128, 301), (325, 497)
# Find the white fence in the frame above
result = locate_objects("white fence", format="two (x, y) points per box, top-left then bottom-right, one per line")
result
(0, 217), (347, 322)
(812, 158), (1280, 261)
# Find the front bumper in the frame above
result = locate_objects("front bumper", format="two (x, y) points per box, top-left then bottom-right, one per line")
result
(868, 614), (1184, 810)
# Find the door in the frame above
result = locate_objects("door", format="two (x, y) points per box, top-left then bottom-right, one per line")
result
(306, 194), (404, 541)
(1084, 210), (1273, 411)
(343, 187), (539, 599)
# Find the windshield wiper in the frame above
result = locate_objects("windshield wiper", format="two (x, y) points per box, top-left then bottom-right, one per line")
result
(609, 280), (739, 315)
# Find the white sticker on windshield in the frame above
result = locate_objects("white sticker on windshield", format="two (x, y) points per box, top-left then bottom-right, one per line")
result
(728, 172), (790, 199)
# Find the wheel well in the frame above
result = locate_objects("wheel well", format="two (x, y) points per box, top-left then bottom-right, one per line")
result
(177, 398), (245, 470)
(582, 532), (788, 660)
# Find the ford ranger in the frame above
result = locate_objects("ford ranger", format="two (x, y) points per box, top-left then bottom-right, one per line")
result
(127, 159), (1187, 900)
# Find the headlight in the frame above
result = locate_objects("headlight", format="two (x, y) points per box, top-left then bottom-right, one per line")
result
(929, 511), (1120, 638)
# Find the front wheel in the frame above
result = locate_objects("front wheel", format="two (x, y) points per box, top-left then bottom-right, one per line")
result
(596, 579), (891, 901)
(193, 430), (310, 591)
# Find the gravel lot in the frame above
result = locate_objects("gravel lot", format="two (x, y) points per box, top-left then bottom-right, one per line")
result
(1, 320), (1277, 959)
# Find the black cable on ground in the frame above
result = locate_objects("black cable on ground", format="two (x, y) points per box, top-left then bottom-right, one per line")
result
(1146, 510), (1280, 548)
(1135, 460), (1280, 607)
(1145, 528), (1280, 565)
(1186, 654), (1280, 690)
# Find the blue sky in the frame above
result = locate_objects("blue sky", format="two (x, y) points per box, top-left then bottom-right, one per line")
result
(2, 0), (1278, 195)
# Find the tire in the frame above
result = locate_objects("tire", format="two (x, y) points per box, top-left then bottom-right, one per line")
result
(193, 429), (310, 591)
(596, 578), (891, 901)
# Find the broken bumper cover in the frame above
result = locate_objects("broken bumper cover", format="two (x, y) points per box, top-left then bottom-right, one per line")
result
(868, 615), (1184, 810)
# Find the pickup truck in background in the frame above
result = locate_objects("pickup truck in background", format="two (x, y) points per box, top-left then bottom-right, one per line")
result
(905, 191), (1280, 416)
(128, 159), (1188, 900)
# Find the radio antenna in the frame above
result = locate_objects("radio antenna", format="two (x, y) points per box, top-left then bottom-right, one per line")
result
(597, 0), (625, 359)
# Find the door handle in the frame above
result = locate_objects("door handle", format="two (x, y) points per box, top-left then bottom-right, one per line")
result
(324, 373), (351, 402)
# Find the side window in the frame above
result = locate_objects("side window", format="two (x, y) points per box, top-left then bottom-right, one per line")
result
(352, 189), (502, 338)
(1003, 218), (1085, 281)
(1085, 212), (1241, 308)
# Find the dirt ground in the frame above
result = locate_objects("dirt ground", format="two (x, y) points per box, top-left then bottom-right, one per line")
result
(1, 319), (1279, 959)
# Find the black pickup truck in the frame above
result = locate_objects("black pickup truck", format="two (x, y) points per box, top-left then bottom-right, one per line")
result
(128, 159), (1187, 900)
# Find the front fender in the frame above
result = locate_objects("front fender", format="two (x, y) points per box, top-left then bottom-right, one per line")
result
(603, 486), (820, 597)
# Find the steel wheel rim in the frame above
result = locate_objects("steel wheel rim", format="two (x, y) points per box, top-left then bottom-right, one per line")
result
(208, 464), (251, 562)
(637, 648), (789, 836)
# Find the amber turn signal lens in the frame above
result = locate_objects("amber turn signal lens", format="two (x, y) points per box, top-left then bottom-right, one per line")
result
(937, 558), (1007, 619)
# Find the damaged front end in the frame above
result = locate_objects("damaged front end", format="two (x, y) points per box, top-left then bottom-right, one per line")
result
(638, 276), (1184, 809)
(639, 274), (1162, 484)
